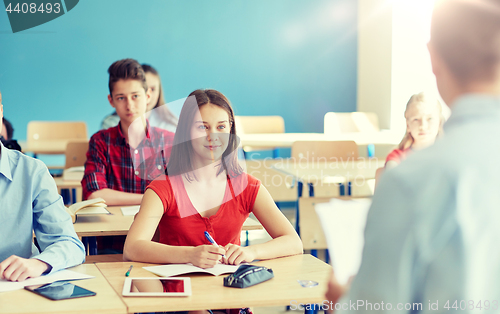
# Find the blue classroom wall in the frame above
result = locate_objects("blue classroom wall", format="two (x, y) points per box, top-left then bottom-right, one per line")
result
(0, 0), (357, 144)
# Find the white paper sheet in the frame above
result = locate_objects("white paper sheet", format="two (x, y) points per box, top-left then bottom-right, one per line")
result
(315, 198), (371, 285)
(121, 205), (141, 216)
(0, 269), (94, 293)
(143, 263), (240, 277)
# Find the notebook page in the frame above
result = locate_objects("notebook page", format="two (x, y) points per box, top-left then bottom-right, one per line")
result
(315, 198), (371, 285)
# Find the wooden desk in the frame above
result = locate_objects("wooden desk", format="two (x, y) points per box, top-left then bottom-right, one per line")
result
(54, 177), (81, 190)
(239, 132), (399, 159)
(96, 254), (330, 313)
(73, 206), (134, 238)
(239, 132), (401, 148)
(73, 207), (263, 238)
(0, 264), (127, 314)
(19, 140), (68, 155)
(272, 159), (386, 185)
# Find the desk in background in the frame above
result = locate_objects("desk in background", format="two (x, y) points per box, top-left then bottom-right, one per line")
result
(0, 264), (127, 314)
(272, 159), (385, 186)
(97, 254), (330, 313)
(239, 132), (400, 158)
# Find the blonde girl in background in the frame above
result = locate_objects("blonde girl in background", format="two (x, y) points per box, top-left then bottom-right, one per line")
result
(385, 92), (444, 169)
(141, 64), (178, 132)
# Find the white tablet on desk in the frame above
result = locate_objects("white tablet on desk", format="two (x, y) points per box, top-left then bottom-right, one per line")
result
(122, 277), (191, 297)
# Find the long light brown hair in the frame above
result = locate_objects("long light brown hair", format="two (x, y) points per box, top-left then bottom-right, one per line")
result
(166, 89), (242, 181)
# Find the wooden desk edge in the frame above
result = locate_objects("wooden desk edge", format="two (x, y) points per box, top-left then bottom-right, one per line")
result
(95, 254), (331, 313)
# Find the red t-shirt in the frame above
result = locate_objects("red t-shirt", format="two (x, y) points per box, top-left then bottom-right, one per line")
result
(147, 173), (261, 247)
(385, 148), (412, 164)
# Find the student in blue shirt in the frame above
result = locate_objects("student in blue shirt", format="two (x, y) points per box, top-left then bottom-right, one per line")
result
(0, 100), (85, 282)
(326, 0), (500, 311)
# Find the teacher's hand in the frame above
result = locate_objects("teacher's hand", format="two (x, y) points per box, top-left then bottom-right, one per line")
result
(325, 270), (347, 311)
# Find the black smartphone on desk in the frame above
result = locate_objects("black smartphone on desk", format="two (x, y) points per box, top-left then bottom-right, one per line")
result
(24, 281), (96, 300)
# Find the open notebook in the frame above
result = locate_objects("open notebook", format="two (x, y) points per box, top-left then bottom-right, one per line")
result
(66, 198), (110, 223)
(143, 263), (240, 277)
(315, 198), (371, 285)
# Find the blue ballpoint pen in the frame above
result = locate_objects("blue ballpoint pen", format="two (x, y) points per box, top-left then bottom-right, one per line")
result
(204, 231), (226, 258)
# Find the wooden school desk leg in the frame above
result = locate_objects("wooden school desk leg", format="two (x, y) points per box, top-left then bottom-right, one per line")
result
(272, 148), (280, 159)
(71, 188), (77, 204)
(339, 183), (345, 196)
(295, 181), (304, 236)
(306, 183), (319, 259)
(82, 237), (89, 255)
(88, 237), (97, 255)
(367, 143), (375, 158)
(82, 237), (98, 255)
(289, 179), (303, 314)
(308, 183), (314, 197)
(294, 304), (320, 314)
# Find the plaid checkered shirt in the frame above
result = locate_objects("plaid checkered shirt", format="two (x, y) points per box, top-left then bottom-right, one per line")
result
(82, 122), (174, 200)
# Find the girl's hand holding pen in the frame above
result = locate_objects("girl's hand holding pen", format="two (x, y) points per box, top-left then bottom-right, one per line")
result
(190, 245), (226, 269)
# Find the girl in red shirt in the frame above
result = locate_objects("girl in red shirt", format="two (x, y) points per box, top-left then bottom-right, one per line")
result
(385, 92), (444, 169)
(124, 88), (302, 269)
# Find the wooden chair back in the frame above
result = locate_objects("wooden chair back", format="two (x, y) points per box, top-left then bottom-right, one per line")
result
(65, 140), (89, 169)
(27, 121), (88, 145)
(291, 141), (359, 162)
(235, 116), (285, 134)
(299, 197), (331, 250)
(324, 112), (379, 135)
(235, 116), (285, 153)
(300, 196), (360, 250)
(299, 196), (371, 253)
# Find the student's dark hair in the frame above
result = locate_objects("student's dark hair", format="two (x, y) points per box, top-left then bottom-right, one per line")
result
(431, 0), (500, 84)
(108, 58), (148, 96)
(2, 117), (14, 140)
(166, 89), (242, 181)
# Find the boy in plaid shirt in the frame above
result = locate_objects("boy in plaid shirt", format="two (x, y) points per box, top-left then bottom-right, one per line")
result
(82, 58), (174, 206)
